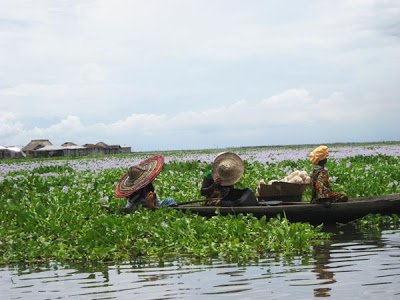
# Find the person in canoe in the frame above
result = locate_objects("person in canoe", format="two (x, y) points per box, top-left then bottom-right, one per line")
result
(310, 145), (348, 205)
(201, 152), (250, 206)
(114, 155), (177, 213)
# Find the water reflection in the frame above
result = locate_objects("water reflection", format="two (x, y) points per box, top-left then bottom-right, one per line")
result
(0, 229), (399, 299)
(312, 244), (336, 297)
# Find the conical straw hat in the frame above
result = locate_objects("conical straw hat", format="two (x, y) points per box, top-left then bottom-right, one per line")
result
(212, 152), (244, 186)
(114, 155), (164, 198)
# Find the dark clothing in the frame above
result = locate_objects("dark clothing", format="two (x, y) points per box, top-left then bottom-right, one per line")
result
(125, 183), (156, 210)
(311, 165), (348, 204)
(122, 183), (177, 212)
(201, 170), (232, 206)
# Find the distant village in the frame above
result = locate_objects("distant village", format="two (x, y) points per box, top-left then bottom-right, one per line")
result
(0, 139), (131, 159)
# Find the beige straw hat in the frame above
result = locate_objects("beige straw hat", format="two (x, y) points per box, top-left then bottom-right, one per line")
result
(212, 152), (244, 186)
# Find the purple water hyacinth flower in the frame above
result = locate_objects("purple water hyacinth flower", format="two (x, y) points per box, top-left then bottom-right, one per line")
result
(1, 144), (400, 176)
(49, 186), (55, 192)
(39, 172), (60, 178)
(100, 196), (109, 203)
(284, 166), (291, 174)
(330, 176), (337, 183)
(62, 186), (69, 193)
(13, 184), (18, 189)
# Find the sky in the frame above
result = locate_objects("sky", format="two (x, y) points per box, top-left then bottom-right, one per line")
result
(0, 0), (399, 151)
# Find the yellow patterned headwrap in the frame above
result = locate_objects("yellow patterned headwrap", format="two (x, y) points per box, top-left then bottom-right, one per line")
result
(310, 145), (329, 164)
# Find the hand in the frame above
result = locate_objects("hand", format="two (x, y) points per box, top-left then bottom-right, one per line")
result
(213, 177), (222, 186)
(146, 191), (156, 209)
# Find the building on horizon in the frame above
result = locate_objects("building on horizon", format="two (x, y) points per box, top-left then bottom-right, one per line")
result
(13, 139), (132, 159)
(0, 145), (25, 159)
(22, 139), (52, 157)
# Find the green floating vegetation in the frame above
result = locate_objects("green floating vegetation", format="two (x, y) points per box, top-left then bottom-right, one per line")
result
(351, 213), (400, 233)
(1, 147), (399, 265)
(0, 207), (330, 264)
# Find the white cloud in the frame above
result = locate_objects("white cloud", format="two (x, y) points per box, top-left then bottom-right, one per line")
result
(76, 63), (109, 84)
(0, 83), (66, 97)
(261, 89), (312, 108)
(0, 1), (399, 149)
(0, 82), (133, 121)
(1, 89), (397, 149)
(0, 112), (23, 144)
(0, 111), (16, 122)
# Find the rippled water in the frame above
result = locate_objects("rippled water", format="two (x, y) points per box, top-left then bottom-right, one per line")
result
(1, 229), (399, 300)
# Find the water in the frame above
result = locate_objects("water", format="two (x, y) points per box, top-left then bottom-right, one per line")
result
(1, 228), (399, 300)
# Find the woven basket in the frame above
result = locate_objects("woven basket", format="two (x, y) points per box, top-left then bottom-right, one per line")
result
(258, 182), (310, 202)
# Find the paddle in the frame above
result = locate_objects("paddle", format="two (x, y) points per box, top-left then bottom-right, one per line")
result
(176, 199), (208, 206)
(177, 199), (311, 206)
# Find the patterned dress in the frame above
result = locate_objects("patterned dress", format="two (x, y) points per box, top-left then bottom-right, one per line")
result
(311, 165), (348, 203)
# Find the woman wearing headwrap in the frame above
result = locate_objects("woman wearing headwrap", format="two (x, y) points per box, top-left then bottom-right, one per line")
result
(310, 145), (348, 204)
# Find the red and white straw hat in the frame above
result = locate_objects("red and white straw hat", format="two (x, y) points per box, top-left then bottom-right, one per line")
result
(114, 155), (164, 198)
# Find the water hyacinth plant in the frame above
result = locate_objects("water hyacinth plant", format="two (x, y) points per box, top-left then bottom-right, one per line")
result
(0, 207), (331, 263)
(351, 213), (400, 233)
(0, 143), (399, 264)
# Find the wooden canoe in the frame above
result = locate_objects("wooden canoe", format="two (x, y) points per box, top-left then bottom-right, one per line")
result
(173, 193), (400, 224)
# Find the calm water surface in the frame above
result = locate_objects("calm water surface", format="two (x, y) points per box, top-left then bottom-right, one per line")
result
(1, 228), (399, 300)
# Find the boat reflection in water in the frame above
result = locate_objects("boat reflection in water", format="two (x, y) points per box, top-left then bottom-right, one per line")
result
(312, 244), (336, 297)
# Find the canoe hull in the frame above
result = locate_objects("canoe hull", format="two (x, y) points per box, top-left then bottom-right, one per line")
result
(174, 194), (400, 224)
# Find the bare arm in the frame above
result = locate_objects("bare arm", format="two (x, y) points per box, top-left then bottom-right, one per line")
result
(201, 177), (222, 197)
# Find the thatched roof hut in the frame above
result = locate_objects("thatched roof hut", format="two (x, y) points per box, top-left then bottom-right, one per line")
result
(95, 142), (109, 148)
(34, 145), (88, 158)
(83, 142), (124, 155)
(83, 143), (96, 148)
(22, 139), (53, 157)
(120, 145), (132, 153)
(61, 142), (77, 147)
